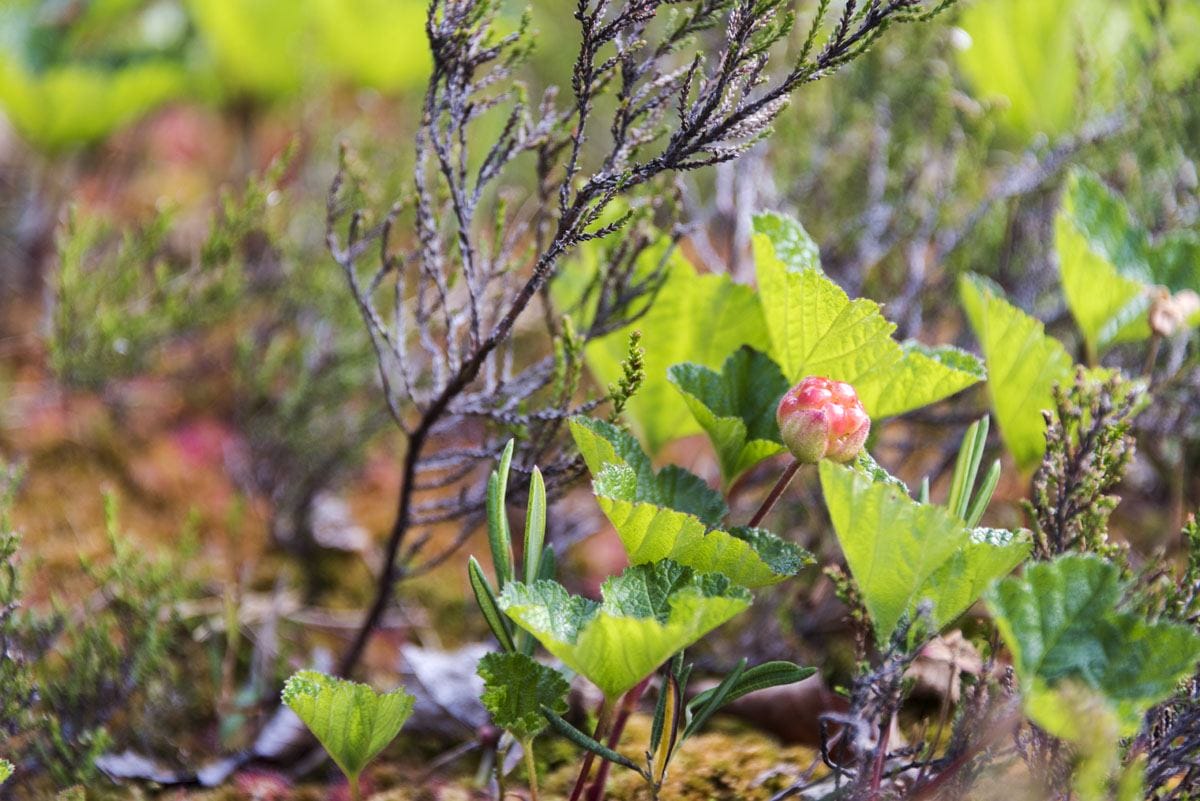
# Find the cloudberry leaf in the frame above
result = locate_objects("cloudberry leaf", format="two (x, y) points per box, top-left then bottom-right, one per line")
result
(753, 214), (983, 420)
(959, 274), (1074, 471)
(987, 555), (1200, 737)
(499, 560), (751, 700)
(820, 461), (1029, 644)
(570, 417), (810, 587)
(281, 671), (415, 780)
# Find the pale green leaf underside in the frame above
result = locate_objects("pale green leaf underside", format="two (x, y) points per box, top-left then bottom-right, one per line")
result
(668, 346), (789, 486)
(959, 274), (1074, 471)
(499, 560), (751, 699)
(282, 670), (415, 778)
(987, 555), (1200, 737)
(754, 227), (982, 419)
(820, 461), (1029, 644)
(570, 417), (809, 587)
(569, 243), (770, 453)
(477, 651), (569, 742)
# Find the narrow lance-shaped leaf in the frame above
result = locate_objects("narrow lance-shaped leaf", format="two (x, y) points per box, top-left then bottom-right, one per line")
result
(486, 439), (516, 588)
(282, 671), (415, 780)
(542, 707), (644, 774)
(468, 556), (516, 652)
(500, 560), (751, 700)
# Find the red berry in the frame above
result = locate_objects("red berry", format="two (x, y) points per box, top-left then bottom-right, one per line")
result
(777, 376), (870, 464)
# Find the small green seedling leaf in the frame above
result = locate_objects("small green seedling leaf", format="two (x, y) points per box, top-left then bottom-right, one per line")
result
(486, 439), (516, 588)
(820, 461), (1030, 644)
(477, 652), (569, 742)
(523, 467), (546, 585)
(987, 555), (1200, 738)
(683, 659), (747, 740)
(960, 274), (1074, 471)
(570, 417), (810, 587)
(500, 560), (751, 700)
(282, 670), (415, 781)
(946, 417), (989, 522)
(754, 214), (984, 419)
(668, 346), (790, 486)
(0, 759), (12, 784)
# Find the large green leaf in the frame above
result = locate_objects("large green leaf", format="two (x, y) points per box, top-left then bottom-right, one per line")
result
(570, 417), (810, 588)
(754, 215), (983, 419)
(959, 274), (1074, 471)
(820, 461), (1029, 644)
(568, 241), (770, 453)
(668, 346), (789, 486)
(282, 671), (416, 779)
(477, 651), (569, 742)
(987, 555), (1200, 737)
(499, 560), (751, 700)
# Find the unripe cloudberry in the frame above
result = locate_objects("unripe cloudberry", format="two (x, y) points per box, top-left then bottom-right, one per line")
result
(776, 376), (870, 464)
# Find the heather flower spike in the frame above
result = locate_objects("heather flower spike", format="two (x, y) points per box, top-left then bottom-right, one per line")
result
(776, 377), (870, 464)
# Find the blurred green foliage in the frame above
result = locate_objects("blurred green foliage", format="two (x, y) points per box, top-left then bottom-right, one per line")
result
(0, 0), (431, 152)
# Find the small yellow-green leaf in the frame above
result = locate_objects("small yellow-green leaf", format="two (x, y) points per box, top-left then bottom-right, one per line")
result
(570, 417), (810, 587)
(282, 670), (415, 779)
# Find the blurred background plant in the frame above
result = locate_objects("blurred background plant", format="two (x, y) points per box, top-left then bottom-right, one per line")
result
(0, 0), (1198, 798)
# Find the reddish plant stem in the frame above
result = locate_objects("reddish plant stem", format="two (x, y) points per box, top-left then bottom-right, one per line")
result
(586, 677), (651, 801)
(869, 714), (892, 799)
(747, 459), (801, 528)
(568, 699), (614, 801)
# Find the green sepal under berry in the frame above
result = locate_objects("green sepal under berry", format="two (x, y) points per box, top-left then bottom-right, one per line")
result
(570, 417), (810, 587)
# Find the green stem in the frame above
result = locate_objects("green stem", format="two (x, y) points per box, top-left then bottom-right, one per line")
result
(747, 459), (801, 528)
(523, 739), (540, 801)
(349, 772), (362, 801)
